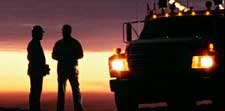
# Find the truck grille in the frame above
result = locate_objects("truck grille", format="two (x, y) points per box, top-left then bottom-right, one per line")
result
(128, 43), (191, 72)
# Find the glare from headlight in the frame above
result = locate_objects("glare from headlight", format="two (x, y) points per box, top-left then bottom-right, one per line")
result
(201, 56), (213, 68)
(111, 59), (129, 71)
(192, 56), (214, 69)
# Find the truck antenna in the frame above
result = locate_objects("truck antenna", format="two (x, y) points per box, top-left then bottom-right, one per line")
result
(153, 2), (156, 11)
(135, 1), (138, 20)
(187, 0), (189, 8)
(147, 3), (150, 13)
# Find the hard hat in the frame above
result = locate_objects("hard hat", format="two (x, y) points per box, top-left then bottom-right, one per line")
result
(32, 25), (45, 33)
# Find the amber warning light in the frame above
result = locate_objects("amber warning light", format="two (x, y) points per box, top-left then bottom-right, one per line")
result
(209, 43), (214, 51)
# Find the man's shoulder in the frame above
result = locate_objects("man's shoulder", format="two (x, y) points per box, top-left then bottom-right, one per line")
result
(70, 37), (81, 44)
(28, 39), (38, 47)
(54, 37), (81, 45)
(29, 39), (36, 44)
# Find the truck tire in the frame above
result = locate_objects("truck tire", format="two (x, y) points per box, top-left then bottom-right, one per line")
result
(115, 91), (138, 111)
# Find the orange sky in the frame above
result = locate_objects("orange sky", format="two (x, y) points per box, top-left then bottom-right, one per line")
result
(0, 51), (114, 93)
(0, 0), (214, 52)
(0, 0), (218, 93)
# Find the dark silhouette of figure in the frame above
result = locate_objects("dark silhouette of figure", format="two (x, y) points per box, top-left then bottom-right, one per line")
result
(52, 24), (84, 111)
(27, 25), (49, 111)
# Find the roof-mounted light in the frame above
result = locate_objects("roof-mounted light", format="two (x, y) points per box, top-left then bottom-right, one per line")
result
(191, 11), (196, 16)
(152, 14), (157, 19)
(165, 13), (170, 17)
(213, 0), (224, 9)
(177, 12), (183, 16)
(205, 11), (211, 16)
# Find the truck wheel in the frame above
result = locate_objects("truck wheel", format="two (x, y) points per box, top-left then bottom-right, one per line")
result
(115, 91), (138, 111)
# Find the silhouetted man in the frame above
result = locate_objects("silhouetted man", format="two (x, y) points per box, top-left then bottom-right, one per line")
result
(27, 25), (49, 111)
(52, 24), (84, 111)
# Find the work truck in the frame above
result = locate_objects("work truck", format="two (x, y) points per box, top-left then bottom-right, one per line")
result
(108, 0), (224, 111)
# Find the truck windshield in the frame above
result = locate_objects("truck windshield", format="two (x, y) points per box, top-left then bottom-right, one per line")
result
(139, 16), (223, 39)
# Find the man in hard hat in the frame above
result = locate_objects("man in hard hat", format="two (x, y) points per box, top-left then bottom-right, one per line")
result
(52, 24), (84, 111)
(27, 25), (49, 111)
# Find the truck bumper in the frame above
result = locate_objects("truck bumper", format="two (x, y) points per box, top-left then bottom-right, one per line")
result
(110, 71), (224, 102)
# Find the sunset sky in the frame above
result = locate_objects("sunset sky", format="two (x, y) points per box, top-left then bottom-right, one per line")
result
(0, 0), (222, 93)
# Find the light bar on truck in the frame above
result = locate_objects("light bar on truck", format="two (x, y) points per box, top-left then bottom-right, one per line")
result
(152, 14), (157, 19)
(165, 13), (170, 17)
(191, 11), (196, 16)
(205, 11), (211, 16)
(168, 0), (189, 12)
(177, 12), (183, 16)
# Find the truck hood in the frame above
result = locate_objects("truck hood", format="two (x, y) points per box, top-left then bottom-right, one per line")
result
(129, 37), (203, 45)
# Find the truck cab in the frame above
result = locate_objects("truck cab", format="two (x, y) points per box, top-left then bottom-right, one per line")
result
(108, 1), (224, 111)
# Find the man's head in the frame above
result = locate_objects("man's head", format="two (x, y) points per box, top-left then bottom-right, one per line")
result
(62, 24), (72, 39)
(32, 25), (44, 40)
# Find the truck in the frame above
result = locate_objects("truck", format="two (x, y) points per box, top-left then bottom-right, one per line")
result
(108, 0), (224, 111)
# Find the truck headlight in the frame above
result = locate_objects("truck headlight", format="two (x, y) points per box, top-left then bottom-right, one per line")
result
(192, 55), (214, 69)
(110, 58), (129, 71)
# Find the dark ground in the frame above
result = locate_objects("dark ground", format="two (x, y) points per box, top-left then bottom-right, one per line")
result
(0, 92), (214, 111)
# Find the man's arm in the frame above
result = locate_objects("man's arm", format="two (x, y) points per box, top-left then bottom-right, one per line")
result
(52, 42), (60, 60)
(77, 41), (83, 59)
(27, 41), (44, 65)
(27, 43), (32, 61)
(27, 42), (38, 62)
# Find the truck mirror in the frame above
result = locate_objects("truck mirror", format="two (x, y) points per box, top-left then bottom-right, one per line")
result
(126, 23), (132, 42)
